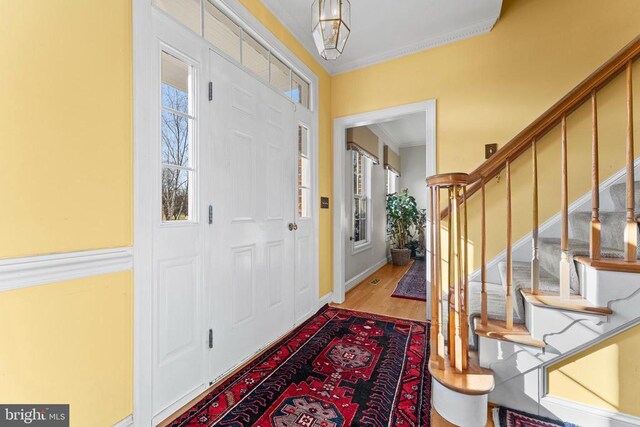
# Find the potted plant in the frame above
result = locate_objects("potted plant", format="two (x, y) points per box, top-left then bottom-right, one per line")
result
(406, 240), (420, 259)
(414, 209), (427, 259)
(386, 189), (420, 265)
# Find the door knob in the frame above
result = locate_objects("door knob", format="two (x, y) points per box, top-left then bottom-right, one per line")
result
(288, 223), (295, 231)
(294, 223), (298, 230)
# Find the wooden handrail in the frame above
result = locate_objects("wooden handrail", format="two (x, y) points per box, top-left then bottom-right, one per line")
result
(440, 34), (640, 219)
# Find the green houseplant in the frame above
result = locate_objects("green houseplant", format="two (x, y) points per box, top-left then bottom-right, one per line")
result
(386, 189), (420, 265)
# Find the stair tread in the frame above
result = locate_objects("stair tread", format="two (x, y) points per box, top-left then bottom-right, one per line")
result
(520, 288), (612, 315)
(575, 256), (640, 273)
(474, 318), (545, 348)
(428, 350), (495, 396)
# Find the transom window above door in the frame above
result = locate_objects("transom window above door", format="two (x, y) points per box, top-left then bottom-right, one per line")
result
(153, 0), (311, 109)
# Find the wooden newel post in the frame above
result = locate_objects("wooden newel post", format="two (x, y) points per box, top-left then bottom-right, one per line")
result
(427, 173), (470, 373)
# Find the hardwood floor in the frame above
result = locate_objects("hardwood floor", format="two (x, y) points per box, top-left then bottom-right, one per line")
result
(332, 261), (426, 322)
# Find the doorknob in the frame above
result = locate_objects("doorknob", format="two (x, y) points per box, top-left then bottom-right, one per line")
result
(288, 223), (295, 231)
(294, 223), (298, 230)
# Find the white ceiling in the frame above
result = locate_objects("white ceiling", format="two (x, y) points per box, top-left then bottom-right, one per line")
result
(260, 0), (503, 75)
(369, 112), (427, 149)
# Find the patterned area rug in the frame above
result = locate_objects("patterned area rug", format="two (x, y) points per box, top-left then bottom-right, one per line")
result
(494, 407), (577, 426)
(391, 259), (427, 301)
(169, 306), (430, 426)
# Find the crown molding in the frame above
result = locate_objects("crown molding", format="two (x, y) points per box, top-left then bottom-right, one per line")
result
(331, 16), (498, 75)
(368, 123), (398, 147)
(257, 0), (335, 74)
(259, 1), (499, 76)
(398, 141), (427, 149)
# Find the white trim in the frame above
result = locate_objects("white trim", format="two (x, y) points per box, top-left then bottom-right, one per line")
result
(319, 292), (333, 307)
(259, 0), (499, 76)
(540, 396), (640, 427)
(133, 0), (155, 425)
(333, 100), (436, 304)
(0, 248), (133, 292)
(344, 257), (389, 293)
(469, 156), (640, 284)
(352, 242), (373, 255)
(112, 414), (133, 427)
(331, 17), (498, 75)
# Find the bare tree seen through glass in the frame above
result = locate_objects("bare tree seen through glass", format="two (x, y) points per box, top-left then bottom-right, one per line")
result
(161, 75), (191, 221)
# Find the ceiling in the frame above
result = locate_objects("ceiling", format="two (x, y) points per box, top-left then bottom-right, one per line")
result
(369, 112), (427, 149)
(260, 0), (503, 75)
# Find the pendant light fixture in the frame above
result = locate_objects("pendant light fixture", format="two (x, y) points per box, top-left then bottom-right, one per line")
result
(311, 0), (351, 60)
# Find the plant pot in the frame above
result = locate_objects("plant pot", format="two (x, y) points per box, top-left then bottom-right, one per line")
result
(390, 248), (411, 266)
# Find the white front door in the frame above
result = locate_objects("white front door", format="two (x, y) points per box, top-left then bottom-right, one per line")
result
(151, 36), (209, 418)
(208, 49), (297, 382)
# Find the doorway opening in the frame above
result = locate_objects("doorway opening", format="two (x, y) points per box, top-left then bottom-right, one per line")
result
(331, 101), (436, 321)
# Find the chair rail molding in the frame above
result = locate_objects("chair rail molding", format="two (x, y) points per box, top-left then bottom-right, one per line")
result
(0, 247), (133, 292)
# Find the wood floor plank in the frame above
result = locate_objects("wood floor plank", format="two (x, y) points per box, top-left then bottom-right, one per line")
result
(331, 261), (426, 322)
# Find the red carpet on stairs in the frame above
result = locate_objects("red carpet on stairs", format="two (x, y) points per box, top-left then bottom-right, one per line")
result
(169, 306), (430, 426)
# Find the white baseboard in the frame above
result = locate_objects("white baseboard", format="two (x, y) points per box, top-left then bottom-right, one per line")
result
(344, 257), (390, 292)
(112, 414), (133, 427)
(319, 292), (333, 307)
(541, 396), (640, 427)
(0, 247), (133, 292)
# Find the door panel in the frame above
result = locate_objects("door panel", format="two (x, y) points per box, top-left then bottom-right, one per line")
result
(152, 44), (207, 416)
(208, 49), (296, 382)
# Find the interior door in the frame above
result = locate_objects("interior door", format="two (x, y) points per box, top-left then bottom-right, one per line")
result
(208, 49), (297, 382)
(152, 44), (208, 417)
(293, 111), (317, 324)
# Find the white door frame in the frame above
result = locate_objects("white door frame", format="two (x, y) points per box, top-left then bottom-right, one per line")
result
(331, 100), (437, 318)
(133, 0), (320, 425)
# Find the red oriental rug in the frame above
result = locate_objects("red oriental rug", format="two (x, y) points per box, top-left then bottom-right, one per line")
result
(169, 306), (430, 426)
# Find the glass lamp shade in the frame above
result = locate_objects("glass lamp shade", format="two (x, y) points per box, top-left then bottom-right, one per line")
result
(312, 0), (351, 60)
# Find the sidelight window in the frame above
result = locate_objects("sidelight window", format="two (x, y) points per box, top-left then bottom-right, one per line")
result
(161, 51), (196, 222)
(298, 125), (311, 218)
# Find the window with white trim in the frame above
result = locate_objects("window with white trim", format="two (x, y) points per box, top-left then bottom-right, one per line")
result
(352, 151), (371, 246)
(153, 0), (311, 109)
(298, 124), (311, 218)
(386, 169), (397, 196)
(161, 51), (195, 222)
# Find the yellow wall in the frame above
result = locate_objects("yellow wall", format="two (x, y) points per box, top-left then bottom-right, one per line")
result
(0, 2), (134, 426)
(0, 272), (133, 426)
(237, 0), (334, 297)
(548, 324), (640, 417)
(0, 0), (133, 259)
(331, 0), (640, 269)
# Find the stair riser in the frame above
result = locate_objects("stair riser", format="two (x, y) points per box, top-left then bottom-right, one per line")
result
(478, 337), (556, 369)
(488, 371), (543, 417)
(578, 265), (640, 307)
(524, 303), (606, 349)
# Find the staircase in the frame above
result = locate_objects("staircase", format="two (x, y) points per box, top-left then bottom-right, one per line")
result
(427, 35), (640, 427)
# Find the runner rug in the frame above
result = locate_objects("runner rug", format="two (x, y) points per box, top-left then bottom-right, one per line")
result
(391, 259), (427, 301)
(169, 306), (430, 426)
(494, 407), (578, 427)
